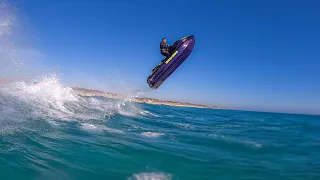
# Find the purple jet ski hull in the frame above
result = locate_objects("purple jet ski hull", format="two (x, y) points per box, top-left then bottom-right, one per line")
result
(147, 35), (195, 89)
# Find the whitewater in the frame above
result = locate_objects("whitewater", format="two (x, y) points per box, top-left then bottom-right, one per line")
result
(1, 2), (320, 180)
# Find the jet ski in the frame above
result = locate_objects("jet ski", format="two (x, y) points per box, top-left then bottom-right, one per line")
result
(147, 35), (195, 89)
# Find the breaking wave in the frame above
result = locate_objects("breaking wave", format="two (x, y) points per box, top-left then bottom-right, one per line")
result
(0, 75), (145, 122)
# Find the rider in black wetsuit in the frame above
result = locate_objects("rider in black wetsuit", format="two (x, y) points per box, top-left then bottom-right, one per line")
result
(160, 38), (171, 58)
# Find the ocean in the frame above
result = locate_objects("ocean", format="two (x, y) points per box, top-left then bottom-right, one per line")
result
(0, 77), (319, 180)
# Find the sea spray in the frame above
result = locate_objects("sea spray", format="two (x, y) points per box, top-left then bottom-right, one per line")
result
(113, 87), (153, 118)
(0, 75), (149, 121)
(0, 1), (49, 81)
(0, 2), (15, 39)
(0, 1), (145, 122)
(0, 2), (18, 76)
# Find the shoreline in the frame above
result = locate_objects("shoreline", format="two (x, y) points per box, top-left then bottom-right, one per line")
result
(72, 87), (225, 109)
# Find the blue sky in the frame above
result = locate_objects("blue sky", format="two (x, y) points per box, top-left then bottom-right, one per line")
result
(16, 0), (319, 115)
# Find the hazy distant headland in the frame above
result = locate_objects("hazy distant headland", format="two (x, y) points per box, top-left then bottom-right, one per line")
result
(73, 87), (224, 109)
(0, 78), (224, 109)
(0, 78), (11, 84)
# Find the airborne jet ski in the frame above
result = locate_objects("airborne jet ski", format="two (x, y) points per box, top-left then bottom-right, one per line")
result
(147, 35), (195, 89)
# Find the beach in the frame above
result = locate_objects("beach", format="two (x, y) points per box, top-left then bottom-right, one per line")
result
(73, 87), (224, 109)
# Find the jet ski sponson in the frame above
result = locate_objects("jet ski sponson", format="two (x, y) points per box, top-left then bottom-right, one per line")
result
(147, 35), (195, 89)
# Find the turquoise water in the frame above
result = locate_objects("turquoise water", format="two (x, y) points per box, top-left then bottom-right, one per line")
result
(0, 79), (319, 180)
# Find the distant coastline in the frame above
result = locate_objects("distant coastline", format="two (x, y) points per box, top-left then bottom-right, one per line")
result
(72, 87), (225, 109)
(0, 78), (11, 84)
(0, 78), (224, 109)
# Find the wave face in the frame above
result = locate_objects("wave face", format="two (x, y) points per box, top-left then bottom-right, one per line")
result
(1, 78), (320, 180)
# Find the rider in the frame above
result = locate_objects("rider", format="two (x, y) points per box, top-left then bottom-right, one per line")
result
(160, 38), (171, 58)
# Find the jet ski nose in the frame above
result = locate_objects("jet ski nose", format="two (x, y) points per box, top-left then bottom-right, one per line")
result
(186, 35), (195, 43)
(186, 35), (195, 45)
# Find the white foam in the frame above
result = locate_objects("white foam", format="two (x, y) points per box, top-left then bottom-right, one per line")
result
(1, 76), (80, 119)
(80, 123), (124, 134)
(130, 125), (148, 131)
(140, 110), (160, 117)
(128, 172), (172, 180)
(141, 132), (164, 138)
(80, 123), (102, 132)
(102, 126), (124, 134)
(209, 134), (262, 148)
(171, 122), (195, 129)
(115, 99), (145, 118)
(118, 109), (139, 117)
(0, 74), (148, 122)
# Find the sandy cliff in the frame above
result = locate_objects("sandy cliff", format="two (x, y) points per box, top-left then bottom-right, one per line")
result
(72, 87), (224, 109)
